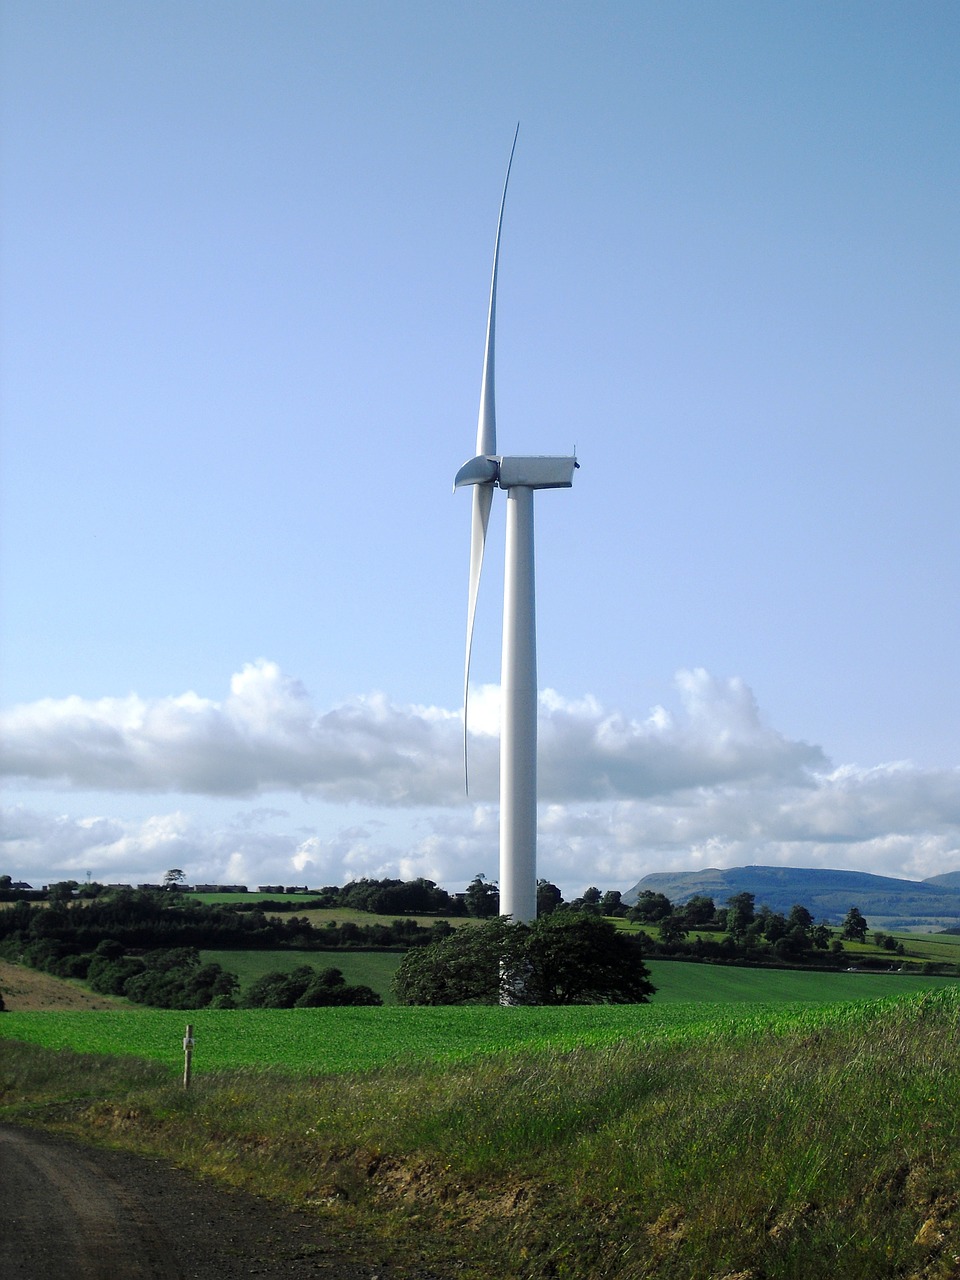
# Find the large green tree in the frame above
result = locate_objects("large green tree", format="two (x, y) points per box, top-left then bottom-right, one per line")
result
(841, 906), (868, 942)
(464, 874), (500, 918)
(393, 912), (655, 1006)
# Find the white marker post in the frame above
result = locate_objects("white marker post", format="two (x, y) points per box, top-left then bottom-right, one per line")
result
(183, 1024), (194, 1089)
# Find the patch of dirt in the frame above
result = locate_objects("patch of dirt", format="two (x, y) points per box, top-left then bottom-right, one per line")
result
(0, 959), (124, 1011)
(0, 1124), (452, 1279)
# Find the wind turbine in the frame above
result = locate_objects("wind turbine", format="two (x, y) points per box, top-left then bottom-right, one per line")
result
(454, 127), (577, 925)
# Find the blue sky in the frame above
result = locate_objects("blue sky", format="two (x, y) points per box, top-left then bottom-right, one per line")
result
(1, 1), (958, 897)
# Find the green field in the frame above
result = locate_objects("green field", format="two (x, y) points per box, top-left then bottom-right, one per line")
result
(3, 985), (960, 1279)
(646, 960), (958, 1002)
(3, 989), (959, 1280)
(1, 966), (957, 1076)
(200, 946), (960, 1006)
(201, 948), (403, 1001)
(0, 1002), (734, 1074)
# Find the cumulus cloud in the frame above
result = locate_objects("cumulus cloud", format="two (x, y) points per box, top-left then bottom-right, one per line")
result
(2, 661), (959, 894)
(0, 660), (824, 804)
(0, 661), (465, 803)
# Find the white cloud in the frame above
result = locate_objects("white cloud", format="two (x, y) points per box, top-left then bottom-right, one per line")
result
(1, 660), (824, 804)
(2, 661), (959, 895)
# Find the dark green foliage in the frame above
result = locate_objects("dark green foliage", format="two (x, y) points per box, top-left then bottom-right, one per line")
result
(464, 873), (499, 917)
(536, 880), (563, 916)
(657, 913), (688, 945)
(336, 876), (456, 915)
(0, 888), (441, 957)
(725, 891), (756, 939)
(242, 963), (381, 1007)
(843, 905), (869, 941)
(392, 919), (513, 1005)
(628, 890), (674, 923)
(680, 894), (718, 928)
(121, 948), (239, 1009)
(393, 912), (655, 1006)
(522, 912), (656, 1004)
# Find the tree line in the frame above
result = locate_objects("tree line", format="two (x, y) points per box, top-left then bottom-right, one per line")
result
(0, 888), (452, 955)
(0, 874), (896, 1010)
(83, 941), (381, 1008)
(0, 887), (441, 1008)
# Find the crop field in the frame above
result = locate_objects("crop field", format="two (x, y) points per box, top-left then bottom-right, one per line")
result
(0, 1003), (729, 1074)
(646, 961), (958, 1001)
(1, 977), (956, 1078)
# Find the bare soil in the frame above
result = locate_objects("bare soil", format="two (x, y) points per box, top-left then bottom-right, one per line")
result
(0, 1125), (450, 1280)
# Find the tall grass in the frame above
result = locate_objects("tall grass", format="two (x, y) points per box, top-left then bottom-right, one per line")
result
(3, 989), (960, 1278)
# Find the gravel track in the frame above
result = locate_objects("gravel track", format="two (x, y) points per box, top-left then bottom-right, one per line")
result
(0, 1125), (446, 1280)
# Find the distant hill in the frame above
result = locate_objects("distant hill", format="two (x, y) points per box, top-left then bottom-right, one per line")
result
(622, 865), (960, 929)
(925, 870), (960, 890)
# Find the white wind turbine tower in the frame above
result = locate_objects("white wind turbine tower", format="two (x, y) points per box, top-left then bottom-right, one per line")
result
(454, 127), (577, 925)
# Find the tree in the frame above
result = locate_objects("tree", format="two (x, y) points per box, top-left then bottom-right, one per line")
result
(393, 918), (514, 1004)
(841, 906), (868, 942)
(600, 890), (627, 918)
(758, 909), (787, 944)
(464, 874), (499, 918)
(657, 914), (688, 946)
(47, 880), (79, 904)
(681, 895), (716, 929)
(811, 923), (831, 950)
(393, 913), (655, 1006)
(787, 904), (814, 932)
(163, 869), (186, 890)
(522, 912), (654, 1004)
(536, 880), (563, 917)
(725, 892), (756, 940)
(629, 891), (673, 923)
(243, 964), (381, 1008)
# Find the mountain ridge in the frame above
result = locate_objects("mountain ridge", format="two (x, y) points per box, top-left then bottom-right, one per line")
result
(622, 865), (960, 929)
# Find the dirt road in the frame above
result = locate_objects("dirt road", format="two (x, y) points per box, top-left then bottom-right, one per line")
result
(0, 1125), (433, 1280)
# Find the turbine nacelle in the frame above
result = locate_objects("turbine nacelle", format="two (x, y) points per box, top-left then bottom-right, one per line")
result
(454, 454), (577, 491)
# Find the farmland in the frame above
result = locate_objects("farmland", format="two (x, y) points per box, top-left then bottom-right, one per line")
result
(2, 988), (959, 1279)
(2, 889), (960, 1275)
(205, 945), (959, 1005)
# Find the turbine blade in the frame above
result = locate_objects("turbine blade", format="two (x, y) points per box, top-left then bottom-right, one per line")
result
(476, 122), (519, 459)
(463, 481), (493, 793)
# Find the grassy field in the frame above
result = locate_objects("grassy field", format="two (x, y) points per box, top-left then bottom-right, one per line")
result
(0, 958), (127, 1012)
(646, 960), (958, 1002)
(199, 946), (960, 1005)
(200, 948), (403, 1001)
(0, 1002), (772, 1074)
(2, 988), (959, 1279)
(2, 967), (958, 1075)
(620, 918), (960, 969)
